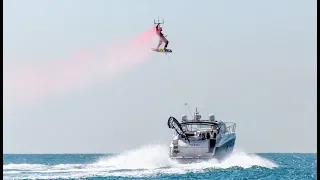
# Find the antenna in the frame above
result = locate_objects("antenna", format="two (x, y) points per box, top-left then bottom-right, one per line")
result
(206, 104), (209, 117)
(184, 103), (194, 120)
(195, 107), (202, 121)
(195, 107), (198, 121)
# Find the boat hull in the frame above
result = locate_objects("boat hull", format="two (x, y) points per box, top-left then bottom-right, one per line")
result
(169, 136), (236, 162)
(214, 137), (236, 160)
(170, 157), (214, 164)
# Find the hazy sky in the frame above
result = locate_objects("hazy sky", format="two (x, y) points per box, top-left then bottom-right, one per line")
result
(4, 0), (317, 153)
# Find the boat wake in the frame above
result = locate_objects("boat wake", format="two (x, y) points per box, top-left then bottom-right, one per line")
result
(4, 144), (278, 179)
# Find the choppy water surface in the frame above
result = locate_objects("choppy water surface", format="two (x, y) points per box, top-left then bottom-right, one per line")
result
(3, 144), (317, 180)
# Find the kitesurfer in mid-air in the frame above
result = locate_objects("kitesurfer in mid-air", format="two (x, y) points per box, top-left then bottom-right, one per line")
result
(155, 23), (169, 50)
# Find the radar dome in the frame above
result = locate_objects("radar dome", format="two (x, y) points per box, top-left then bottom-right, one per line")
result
(209, 114), (215, 121)
(182, 115), (188, 122)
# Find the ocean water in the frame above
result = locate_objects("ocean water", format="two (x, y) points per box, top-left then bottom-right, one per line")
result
(3, 144), (317, 180)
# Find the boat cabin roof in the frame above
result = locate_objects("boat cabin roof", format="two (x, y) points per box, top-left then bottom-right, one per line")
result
(180, 121), (220, 126)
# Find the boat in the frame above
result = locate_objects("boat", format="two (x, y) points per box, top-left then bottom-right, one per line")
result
(167, 105), (236, 163)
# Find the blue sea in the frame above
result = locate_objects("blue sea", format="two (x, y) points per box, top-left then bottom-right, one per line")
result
(3, 145), (317, 180)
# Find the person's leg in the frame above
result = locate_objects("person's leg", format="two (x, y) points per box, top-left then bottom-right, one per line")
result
(164, 40), (169, 49)
(163, 37), (169, 50)
(156, 39), (163, 49)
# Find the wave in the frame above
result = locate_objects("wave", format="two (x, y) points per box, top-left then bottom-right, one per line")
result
(3, 144), (278, 179)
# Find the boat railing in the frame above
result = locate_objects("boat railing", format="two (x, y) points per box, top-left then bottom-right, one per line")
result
(224, 122), (236, 134)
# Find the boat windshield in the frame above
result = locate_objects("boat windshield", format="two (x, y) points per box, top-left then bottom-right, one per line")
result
(182, 124), (214, 132)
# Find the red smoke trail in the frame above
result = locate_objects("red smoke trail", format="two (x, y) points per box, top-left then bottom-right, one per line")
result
(3, 27), (157, 108)
(101, 27), (156, 78)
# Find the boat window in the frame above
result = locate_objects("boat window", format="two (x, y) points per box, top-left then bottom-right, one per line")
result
(197, 125), (212, 130)
(220, 124), (226, 134)
(183, 124), (204, 131)
(182, 124), (217, 132)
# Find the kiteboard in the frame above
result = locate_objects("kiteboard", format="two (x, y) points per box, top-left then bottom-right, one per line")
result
(151, 48), (172, 53)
